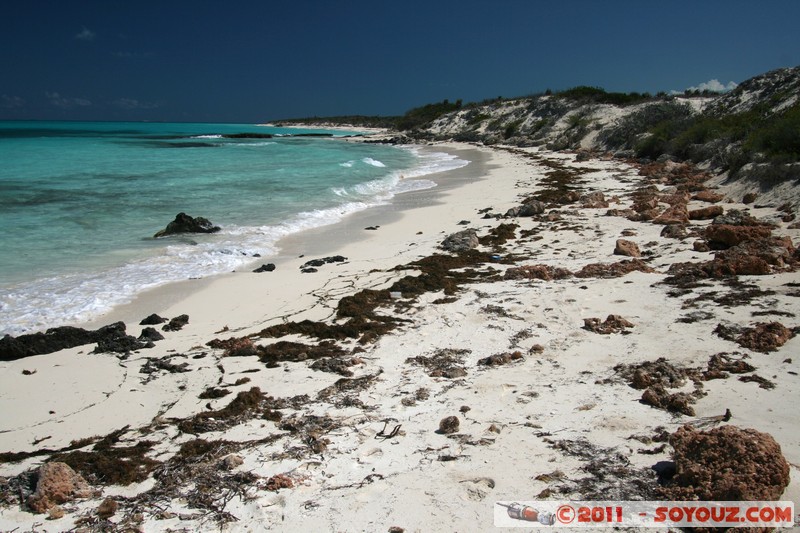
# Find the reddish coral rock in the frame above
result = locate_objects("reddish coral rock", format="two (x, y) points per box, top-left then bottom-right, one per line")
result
(653, 204), (689, 225)
(503, 265), (572, 281)
(704, 224), (774, 249)
(27, 462), (94, 514)
(735, 322), (796, 353)
(688, 205), (724, 220)
(660, 425), (790, 501)
(575, 259), (655, 278)
(265, 473), (294, 491)
(583, 315), (635, 334)
(613, 239), (641, 258)
(692, 190), (725, 203)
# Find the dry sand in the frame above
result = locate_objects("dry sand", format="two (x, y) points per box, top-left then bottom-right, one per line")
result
(1, 141), (798, 531)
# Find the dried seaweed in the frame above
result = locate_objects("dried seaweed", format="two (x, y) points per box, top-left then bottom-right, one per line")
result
(177, 387), (280, 434)
(543, 438), (659, 500)
(52, 429), (160, 485)
(478, 223), (519, 247)
(256, 251), (501, 345)
(406, 348), (470, 378)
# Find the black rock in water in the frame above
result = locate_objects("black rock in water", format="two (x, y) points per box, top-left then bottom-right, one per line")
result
(154, 212), (221, 238)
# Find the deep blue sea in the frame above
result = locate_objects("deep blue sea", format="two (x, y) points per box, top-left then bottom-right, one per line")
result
(0, 121), (468, 335)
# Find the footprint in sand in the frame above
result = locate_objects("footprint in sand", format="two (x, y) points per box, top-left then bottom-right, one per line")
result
(357, 447), (383, 465)
(459, 477), (496, 501)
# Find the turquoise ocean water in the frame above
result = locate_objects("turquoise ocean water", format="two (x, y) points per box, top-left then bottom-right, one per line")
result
(0, 121), (468, 335)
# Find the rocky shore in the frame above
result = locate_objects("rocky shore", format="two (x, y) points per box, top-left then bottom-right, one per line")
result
(0, 142), (798, 531)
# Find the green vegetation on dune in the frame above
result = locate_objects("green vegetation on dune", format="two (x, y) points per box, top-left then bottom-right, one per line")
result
(271, 67), (800, 189)
(556, 86), (654, 106)
(634, 101), (800, 178)
(394, 99), (463, 131)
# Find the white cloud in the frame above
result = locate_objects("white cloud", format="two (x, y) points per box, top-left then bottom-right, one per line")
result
(1, 94), (25, 108)
(113, 98), (159, 110)
(46, 91), (92, 108)
(687, 79), (738, 93)
(75, 26), (96, 41)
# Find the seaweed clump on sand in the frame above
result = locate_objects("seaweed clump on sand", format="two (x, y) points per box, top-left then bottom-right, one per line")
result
(207, 335), (358, 375)
(610, 357), (704, 416)
(542, 437), (659, 500)
(406, 348), (471, 379)
(574, 259), (655, 278)
(713, 321), (797, 353)
(50, 427), (160, 486)
(478, 223), (519, 248)
(254, 250), (501, 345)
(178, 387), (284, 434)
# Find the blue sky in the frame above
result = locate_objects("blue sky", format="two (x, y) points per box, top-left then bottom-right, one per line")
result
(2, 0), (799, 122)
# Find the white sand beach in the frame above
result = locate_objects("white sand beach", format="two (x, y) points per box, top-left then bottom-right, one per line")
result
(1, 141), (798, 531)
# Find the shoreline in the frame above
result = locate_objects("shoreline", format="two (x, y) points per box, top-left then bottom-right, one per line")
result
(1, 142), (798, 531)
(0, 134), (467, 337)
(76, 141), (491, 334)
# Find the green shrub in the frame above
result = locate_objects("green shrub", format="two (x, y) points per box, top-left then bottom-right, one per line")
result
(599, 101), (692, 152)
(396, 99), (463, 131)
(504, 119), (524, 139)
(557, 86), (653, 106)
(466, 111), (491, 125)
(745, 104), (800, 160)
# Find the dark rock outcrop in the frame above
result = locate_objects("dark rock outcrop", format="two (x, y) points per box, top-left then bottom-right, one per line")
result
(0, 322), (139, 361)
(153, 212), (221, 238)
(94, 333), (153, 354)
(139, 327), (165, 342)
(299, 256), (347, 273)
(440, 229), (479, 252)
(162, 314), (189, 332)
(139, 314), (167, 325)
(696, 236), (797, 278)
(506, 199), (546, 217)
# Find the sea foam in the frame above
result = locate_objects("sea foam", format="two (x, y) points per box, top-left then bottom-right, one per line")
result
(0, 137), (468, 336)
(362, 157), (386, 167)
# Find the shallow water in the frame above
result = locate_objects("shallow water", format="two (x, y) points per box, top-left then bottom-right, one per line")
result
(0, 121), (467, 334)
